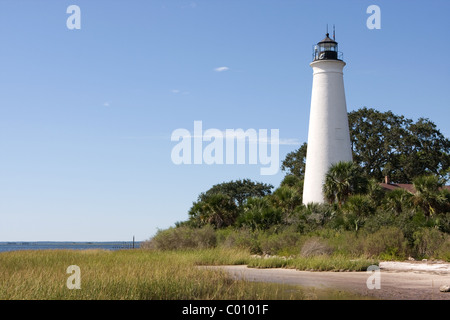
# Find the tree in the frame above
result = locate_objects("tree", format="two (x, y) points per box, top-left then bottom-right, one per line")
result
(383, 188), (414, 215)
(412, 175), (448, 218)
(187, 179), (274, 229)
(366, 178), (385, 207)
(188, 194), (239, 229)
(238, 197), (282, 231)
(348, 107), (409, 182)
(342, 194), (376, 232)
(282, 108), (450, 184)
(348, 108), (450, 183)
(403, 118), (450, 180)
(323, 161), (368, 207)
(270, 185), (302, 224)
(280, 174), (304, 194)
(199, 179), (273, 207)
(281, 142), (307, 178)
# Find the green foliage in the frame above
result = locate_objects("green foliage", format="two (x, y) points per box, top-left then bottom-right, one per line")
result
(238, 197), (282, 231)
(298, 203), (337, 232)
(366, 178), (386, 207)
(258, 227), (303, 256)
(270, 185), (303, 224)
(216, 227), (261, 253)
(188, 194), (239, 228)
(281, 142), (307, 178)
(412, 228), (449, 259)
(437, 212), (450, 233)
(382, 188), (414, 214)
(280, 174), (304, 191)
(158, 108), (450, 264)
(349, 107), (450, 183)
(341, 194), (376, 231)
(188, 179), (274, 229)
(363, 227), (408, 260)
(248, 255), (378, 272)
(283, 108), (450, 184)
(412, 175), (448, 217)
(323, 161), (368, 206)
(199, 179), (273, 207)
(143, 225), (217, 250)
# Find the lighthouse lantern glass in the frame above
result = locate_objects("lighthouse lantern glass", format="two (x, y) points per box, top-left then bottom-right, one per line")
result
(313, 35), (341, 61)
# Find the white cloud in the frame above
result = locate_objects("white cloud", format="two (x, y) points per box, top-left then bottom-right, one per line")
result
(171, 89), (180, 94)
(103, 102), (110, 107)
(214, 66), (229, 72)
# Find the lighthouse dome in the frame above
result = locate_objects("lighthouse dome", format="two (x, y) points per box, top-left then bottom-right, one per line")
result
(313, 33), (342, 61)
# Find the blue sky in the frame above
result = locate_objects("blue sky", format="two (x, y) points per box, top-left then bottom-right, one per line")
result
(1, 0), (449, 241)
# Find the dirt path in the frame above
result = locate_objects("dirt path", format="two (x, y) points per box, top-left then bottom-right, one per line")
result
(206, 261), (450, 300)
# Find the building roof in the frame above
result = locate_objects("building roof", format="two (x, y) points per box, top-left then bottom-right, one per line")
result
(380, 183), (450, 193)
(318, 33), (337, 44)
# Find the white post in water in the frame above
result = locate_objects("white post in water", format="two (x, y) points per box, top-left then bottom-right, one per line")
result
(302, 31), (353, 205)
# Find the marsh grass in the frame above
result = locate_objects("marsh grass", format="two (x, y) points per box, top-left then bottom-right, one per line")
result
(0, 248), (369, 300)
(248, 255), (378, 272)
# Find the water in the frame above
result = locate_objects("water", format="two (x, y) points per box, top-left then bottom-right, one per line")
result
(0, 241), (141, 253)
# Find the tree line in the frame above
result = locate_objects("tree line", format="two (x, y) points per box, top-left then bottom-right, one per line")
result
(161, 108), (450, 259)
(177, 108), (450, 235)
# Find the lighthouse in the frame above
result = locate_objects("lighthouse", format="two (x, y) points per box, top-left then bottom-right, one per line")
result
(302, 32), (353, 205)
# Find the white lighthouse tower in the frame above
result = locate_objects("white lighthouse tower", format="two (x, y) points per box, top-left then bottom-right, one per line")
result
(302, 32), (353, 205)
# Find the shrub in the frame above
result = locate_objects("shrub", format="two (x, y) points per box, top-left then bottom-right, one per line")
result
(258, 227), (302, 256)
(436, 212), (450, 234)
(363, 227), (408, 260)
(298, 203), (337, 232)
(363, 210), (395, 233)
(435, 239), (450, 262)
(238, 197), (282, 231)
(342, 195), (376, 231)
(326, 231), (365, 256)
(142, 225), (216, 250)
(300, 237), (334, 257)
(412, 228), (448, 259)
(216, 227), (261, 254)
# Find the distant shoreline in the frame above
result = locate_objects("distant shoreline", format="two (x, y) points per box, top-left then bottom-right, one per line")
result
(0, 241), (141, 253)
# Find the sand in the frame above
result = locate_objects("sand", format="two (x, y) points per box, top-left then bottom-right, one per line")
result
(206, 260), (450, 300)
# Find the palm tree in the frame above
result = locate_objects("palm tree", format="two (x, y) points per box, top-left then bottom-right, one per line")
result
(239, 197), (282, 230)
(271, 186), (302, 224)
(323, 161), (368, 207)
(342, 194), (375, 231)
(412, 175), (447, 218)
(383, 188), (413, 215)
(366, 178), (385, 207)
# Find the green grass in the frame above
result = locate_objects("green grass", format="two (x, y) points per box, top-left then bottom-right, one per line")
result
(247, 255), (378, 272)
(0, 248), (372, 300)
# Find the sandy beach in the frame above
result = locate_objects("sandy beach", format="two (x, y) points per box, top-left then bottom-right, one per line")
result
(206, 260), (450, 300)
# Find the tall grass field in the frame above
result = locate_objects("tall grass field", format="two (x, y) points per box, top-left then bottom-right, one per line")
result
(0, 248), (371, 300)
